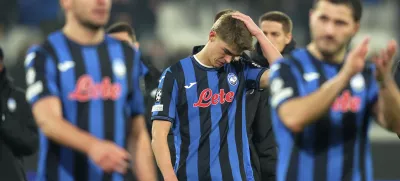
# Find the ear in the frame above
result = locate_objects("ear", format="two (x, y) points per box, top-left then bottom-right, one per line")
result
(353, 22), (360, 35)
(209, 31), (217, 42)
(285, 33), (292, 45)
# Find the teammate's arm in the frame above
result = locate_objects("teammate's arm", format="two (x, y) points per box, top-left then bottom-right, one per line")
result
(152, 121), (177, 181)
(151, 68), (178, 181)
(128, 115), (157, 180)
(372, 40), (400, 133)
(25, 48), (129, 173)
(274, 38), (369, 133)
(270, 63), (350, 132)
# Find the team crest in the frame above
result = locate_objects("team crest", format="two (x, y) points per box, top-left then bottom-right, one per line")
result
(7, 98), (16, 112)
(112, 60), (126, 78)
(350, 73), (365, 92)
(155, 89), (162, 103)
(227, 73), (238, 86)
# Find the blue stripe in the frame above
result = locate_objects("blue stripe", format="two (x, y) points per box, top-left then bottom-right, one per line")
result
(292, 50), (317, 181)
(321, 64), (344, 181)
(130, 48), (145, 115)
(226, 69), (241, 181)
(206, 71), (222, 181)
(36, 131), (48, 181)
(173, 85), (182, 172)
(241, 91), (254, 181)
(106, 39), (127, 181)
(351, 74), (368, 181)
(48, 31), (77, 181)
(180, 58), (200, 181)
(82, 46), (104, 181)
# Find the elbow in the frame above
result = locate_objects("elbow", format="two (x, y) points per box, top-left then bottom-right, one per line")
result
(280, 115), (305, 133)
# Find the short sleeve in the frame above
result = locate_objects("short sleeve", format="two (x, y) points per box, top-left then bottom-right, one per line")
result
(150, 67), (178, 123)
(268, 61), (300, 110)
(24, 46), (60, 106)
(128, 49), (145, 117)
(244, 62), (268, 90)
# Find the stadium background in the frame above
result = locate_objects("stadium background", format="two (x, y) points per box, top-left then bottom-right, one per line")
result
(0, 0), (399, 180)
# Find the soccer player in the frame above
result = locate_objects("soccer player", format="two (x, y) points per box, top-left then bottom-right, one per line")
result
(151, 11), (282, 181)
(23, 0), (156, 181)
(269, 0), (400, 181)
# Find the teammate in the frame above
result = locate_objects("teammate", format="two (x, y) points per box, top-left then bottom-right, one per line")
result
(191, 9), (281, 181)
(151, 11), (282, 181)
(269, 0), (400, 180)
(24, 0), (156, 180)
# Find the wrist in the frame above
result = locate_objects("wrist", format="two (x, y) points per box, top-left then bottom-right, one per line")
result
(85, 136), (101, 154)
(378, 75), (394, 88)
(337, 71), (352, 83)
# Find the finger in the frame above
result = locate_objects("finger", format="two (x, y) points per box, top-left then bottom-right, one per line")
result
(387, 40), (397, 60)
(355, 37), (370, 54)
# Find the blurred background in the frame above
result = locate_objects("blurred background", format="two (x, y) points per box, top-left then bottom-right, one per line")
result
(0, 0), (399, 180)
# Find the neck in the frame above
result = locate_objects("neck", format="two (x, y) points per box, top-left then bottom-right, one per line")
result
(195, 44), (213, 67)
(307, 42), (347, 64)
(62, 19), (104, 45)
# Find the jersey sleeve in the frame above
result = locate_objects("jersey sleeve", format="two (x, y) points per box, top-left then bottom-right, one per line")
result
(150, 67), (178, 123)
(244, 62), (268, 90)
(128, 48), (145, 117)
(268, 61), (301, 110)
(24, 45), (60, 106)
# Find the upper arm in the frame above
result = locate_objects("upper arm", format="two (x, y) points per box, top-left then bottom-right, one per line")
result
(268, 62), (301, 111)
(151, 120), (172, 140)
(128, 49), (145, 117)
(31, 97), (63, 127)
(150, 68), (178, 123)
(24, 46), (60, 106)
(245, 62), (268, 90)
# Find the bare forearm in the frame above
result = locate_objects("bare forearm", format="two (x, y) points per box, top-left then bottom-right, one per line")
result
(255, 33), (282, 64)
(151, 138), (176, 179)
(39, 118), (98, 154)
(129, 132), (157, 180)
(378, 78), (400, 132)
(279, 72), (350, 132)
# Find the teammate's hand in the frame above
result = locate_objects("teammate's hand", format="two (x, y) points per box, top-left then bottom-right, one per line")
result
(88, 140), (131, 174)
(341, 37), (370, 78)
(231, 12), (263, 37)
(372, 40), (398, 83)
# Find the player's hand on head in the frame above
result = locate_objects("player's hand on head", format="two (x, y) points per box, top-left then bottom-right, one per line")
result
(373, 40), (398, 82)
(88, 140), (131, 174)
(231, 12), (262, 36)
(342, 37), (370, 77)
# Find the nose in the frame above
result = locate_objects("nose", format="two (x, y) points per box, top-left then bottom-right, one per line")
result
(324, 22), (335, 35)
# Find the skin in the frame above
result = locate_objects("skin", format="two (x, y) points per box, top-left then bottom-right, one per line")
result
(260, 20), (292, 52)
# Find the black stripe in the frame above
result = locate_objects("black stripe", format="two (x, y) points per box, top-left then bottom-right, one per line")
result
(174, 64), (188, 181)
(98, 41), (115, 181)
(218, 70), (234, 181)
(234, 67), (247, 180)
(121, 44), (134, 143)
(66, 38), (90, 181)
(359, 70), (374, 181)
(312, 60), (330, 181)
(193, 63), (212, 180)
(42, 41), (61, 181)
(285, 135), (301, 181)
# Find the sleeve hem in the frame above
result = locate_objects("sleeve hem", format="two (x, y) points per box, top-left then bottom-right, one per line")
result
(151, 116), (175, 123)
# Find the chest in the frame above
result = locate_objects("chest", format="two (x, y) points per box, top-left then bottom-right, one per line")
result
(57, 59), (131, 103)
(180, 69), (245, 108)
